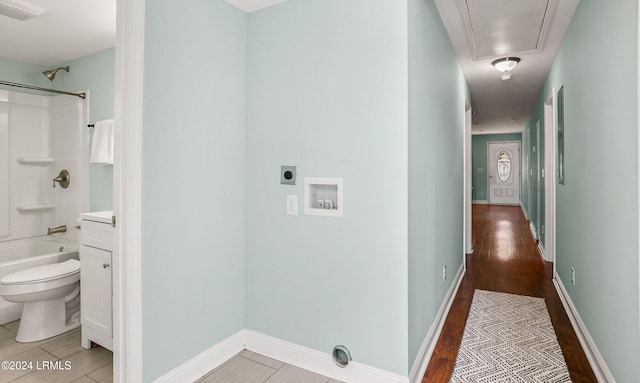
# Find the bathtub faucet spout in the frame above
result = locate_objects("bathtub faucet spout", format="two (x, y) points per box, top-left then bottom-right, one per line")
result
(47, 225), (67, 235)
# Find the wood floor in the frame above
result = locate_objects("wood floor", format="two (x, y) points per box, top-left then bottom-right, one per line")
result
(422, 204), (597, 383)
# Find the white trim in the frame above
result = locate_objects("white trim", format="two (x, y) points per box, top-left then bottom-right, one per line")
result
(537, 242), (545, 263)
(409, 263), (465, 383)
(544, 88), (557, 265)
(472, 200), (488, 205)
(244, 331), (409, 383)
(471, 127), (523, 135)
(529, 222), (538, 240)
(520, 203), (530, 220)
(114, 0), (145, 381)
(637, 1), (640, 346)
(152, 331), (245, 383)
(553, 274), (615, 383)
(464, 101), (472, 255)
(152, 329), (414, 383)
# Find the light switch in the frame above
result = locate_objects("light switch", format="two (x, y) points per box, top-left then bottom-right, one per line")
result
(286, 195), (298, 216)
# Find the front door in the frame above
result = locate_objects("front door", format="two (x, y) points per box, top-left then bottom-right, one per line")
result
(488, 141), (520, 205)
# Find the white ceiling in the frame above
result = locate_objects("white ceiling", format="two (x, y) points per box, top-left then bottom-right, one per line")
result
(1, 0), (285, 67)
(224, 0), (288, 13)
(434, 0), (580, 134)
(0, 0), (115, 67)
(3, 0), (579, 134)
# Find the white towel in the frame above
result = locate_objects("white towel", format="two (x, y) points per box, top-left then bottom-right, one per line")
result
(90, 119), (114, 165)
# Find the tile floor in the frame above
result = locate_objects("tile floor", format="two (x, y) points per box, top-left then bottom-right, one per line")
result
(0, 320), (112, 383)
(0, 320), (342, 383)
(196, 350), (344, 383)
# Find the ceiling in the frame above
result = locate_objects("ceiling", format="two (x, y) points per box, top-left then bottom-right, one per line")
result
(0, 0), (115, 67)
(434, 0), (580, 134)
(3, 0), (579, 134)
(224, 0), (288, 13)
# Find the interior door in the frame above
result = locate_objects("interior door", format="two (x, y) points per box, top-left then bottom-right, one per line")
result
(488, 141), (521, 205)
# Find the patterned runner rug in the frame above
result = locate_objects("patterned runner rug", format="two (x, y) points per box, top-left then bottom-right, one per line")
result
(450, 290), (572, 382)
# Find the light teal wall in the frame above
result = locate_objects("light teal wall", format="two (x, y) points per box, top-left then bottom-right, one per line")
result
(245, 0), (409, 375)
(0, 58), (49, 91)
(56, 49), (116, 211)
(471, 133), (522, 202)
(527, 0), (640, 380)
(407, 0), (468, 371)
(142, 1), (247, 381)
(0, 50), (115, 212)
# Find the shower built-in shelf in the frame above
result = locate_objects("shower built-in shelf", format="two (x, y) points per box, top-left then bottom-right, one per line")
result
(16, 157), (54, 166)
(16, 203), (55, 212)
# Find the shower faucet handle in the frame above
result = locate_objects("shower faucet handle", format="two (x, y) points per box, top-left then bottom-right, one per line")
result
(52, 169), (70, 188)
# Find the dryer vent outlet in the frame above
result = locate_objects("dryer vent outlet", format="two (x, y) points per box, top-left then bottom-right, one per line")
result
(332, 345), (352, 368)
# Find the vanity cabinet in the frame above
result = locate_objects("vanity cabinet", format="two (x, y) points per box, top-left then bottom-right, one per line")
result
(80, 211), (113, 352)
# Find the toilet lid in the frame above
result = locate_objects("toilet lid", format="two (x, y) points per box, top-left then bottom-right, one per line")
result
(1, 259), (80, 285)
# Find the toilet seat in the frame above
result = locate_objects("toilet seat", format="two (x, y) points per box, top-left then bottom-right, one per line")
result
(1, 259), (80, 285)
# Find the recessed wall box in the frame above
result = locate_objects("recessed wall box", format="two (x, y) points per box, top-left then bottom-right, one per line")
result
(280, 166), (296, 185)
(304, 177), (343, 217)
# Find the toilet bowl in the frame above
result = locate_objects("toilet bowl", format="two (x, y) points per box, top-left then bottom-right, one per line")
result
(0, 259), (81, 342)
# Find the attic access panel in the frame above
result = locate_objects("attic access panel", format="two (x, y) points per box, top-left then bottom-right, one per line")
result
(460, 0), (558, 59)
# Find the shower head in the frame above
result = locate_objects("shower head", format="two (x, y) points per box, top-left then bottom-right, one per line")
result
(42, 66), (69, 81)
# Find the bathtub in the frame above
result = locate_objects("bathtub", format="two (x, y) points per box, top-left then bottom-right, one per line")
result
(0, 237), (79, 325)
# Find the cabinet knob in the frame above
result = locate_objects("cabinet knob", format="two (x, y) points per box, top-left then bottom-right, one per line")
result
(103, 264), (110, 269)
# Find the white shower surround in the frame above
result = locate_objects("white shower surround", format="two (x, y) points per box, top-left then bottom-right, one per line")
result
(0, 89), (88, 243)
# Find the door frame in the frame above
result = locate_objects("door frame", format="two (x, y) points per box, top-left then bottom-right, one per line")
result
(464, 99), (472, 256)
(536, 118), (542, 240)
(544, 88), (557, 268)
(113, 0), (145, 382)
(486, 141), (521, 205)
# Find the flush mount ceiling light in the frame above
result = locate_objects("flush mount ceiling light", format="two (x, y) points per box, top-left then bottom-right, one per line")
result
(0, 0), (46, 21)
(491, 57), (521, 73)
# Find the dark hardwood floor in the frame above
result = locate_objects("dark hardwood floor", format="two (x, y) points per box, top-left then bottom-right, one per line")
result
(422, 204), (597, 382)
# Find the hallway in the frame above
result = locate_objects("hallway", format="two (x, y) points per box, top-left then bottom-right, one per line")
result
(423, 204), (597, 382)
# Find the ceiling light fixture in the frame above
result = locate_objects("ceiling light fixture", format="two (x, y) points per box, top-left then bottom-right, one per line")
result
(0, 0), (46, 21)
(492, 57), (521, 73)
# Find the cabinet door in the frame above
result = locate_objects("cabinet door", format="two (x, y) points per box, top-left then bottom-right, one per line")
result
(81, 246), (112, 337)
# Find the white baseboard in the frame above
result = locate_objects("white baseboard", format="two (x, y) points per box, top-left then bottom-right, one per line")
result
(153, 328), (410, 383)
(472, 200), (488, 205)
(529, 222), (538, 240)
(152, 330), (245, 383)
(408, 263), (465, 383)
(245, 330), (409, 383)
(553, 274), (615, 383)
(537, 242), (546, 262)
(520, 203), (529, 220)
(152, 263), (467, 383)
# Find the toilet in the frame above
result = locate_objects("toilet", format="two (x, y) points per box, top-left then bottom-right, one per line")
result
(0, 259), (81, 342)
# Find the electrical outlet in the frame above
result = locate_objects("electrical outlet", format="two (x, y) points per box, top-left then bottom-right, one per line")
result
(442, 265), (447, 282)
(286, 195), (298, 216)
(571, 267), (575, 285)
